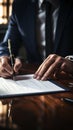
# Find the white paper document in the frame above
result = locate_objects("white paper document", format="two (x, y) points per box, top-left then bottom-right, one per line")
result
(0, 74), (68, 98)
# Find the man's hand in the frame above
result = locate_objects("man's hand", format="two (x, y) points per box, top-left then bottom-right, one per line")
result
(0, 56), (22, 78)
(34, 54), (73, 80)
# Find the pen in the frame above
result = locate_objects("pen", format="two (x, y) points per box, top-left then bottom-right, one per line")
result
(61, 97), (73, 105)
(8, 39), (15, 79)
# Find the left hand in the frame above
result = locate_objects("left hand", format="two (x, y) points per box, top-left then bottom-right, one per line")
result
(34, 54), (73, 80)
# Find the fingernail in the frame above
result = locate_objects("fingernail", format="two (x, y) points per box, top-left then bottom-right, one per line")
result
(41, 77), (45, 81)
(33, 74), (37, 78)
(36, 76), (40, 80)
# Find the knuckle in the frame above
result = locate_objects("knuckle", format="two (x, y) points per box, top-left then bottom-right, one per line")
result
(61, 62), (67, 69)
(0, 68), (5, 73)
(49, 54), (57, 60)
(2, 62), (6, 67)
(43, 62), (49, 69)
(58, 56), (63, 61)
(55, 56), (63, 64)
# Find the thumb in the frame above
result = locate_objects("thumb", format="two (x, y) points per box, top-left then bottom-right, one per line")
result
(14, 58), (22, 73)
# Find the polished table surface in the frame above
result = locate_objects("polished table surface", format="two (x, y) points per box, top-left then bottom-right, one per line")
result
(0, 63), (73, 130)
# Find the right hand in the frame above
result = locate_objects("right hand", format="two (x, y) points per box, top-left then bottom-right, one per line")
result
(34, 54), (73, 80)
(0, 56), (22, 78)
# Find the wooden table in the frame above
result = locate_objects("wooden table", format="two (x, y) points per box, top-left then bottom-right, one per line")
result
(0, 63), (73, 130)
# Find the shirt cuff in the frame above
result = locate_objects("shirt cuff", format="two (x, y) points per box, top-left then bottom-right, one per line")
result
(65, 55), (73, 62)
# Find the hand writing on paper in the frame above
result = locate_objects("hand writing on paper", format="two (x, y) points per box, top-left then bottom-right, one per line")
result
(0, 56), (22, 78)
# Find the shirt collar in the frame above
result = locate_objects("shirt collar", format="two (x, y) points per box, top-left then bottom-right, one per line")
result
(39, 0), (44, 4)
(39, 0), (44, 8)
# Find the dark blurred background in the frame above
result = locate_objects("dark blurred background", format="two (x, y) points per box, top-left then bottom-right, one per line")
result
(0, 0), (13, 42)
(0, 0), (26, 58)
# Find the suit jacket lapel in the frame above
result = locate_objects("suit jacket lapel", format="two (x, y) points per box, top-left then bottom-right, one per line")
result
(29, 0), (38, 50)
(54, 0), (71, 52)
(46, 3), (54, 57)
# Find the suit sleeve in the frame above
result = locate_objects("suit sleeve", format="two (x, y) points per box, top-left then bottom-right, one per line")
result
(0, 0), (22, 57)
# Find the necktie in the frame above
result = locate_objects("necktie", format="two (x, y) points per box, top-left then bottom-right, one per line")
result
(46, 2), (54, 57)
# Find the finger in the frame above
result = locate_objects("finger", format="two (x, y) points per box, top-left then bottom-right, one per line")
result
(53, 68), (61, 78)
(1, 57), (13, 75)
(34, 54), (58, 79)
(34, 55), (50, 79)
(61, 60), (73, 74)
(14, 58), (22, 72)
(53, 59), (73, 79)
(35, 56), (55, 80)
(34, 55), (50, 77)
(41, 57), (63, 80)
(0, 68), (12, 78)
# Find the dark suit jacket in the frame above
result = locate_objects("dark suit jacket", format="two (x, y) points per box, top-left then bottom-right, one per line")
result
(0, 0), (73, 63)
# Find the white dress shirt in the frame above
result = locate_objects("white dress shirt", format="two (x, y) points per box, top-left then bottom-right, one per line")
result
(37, 0), (59, 60)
